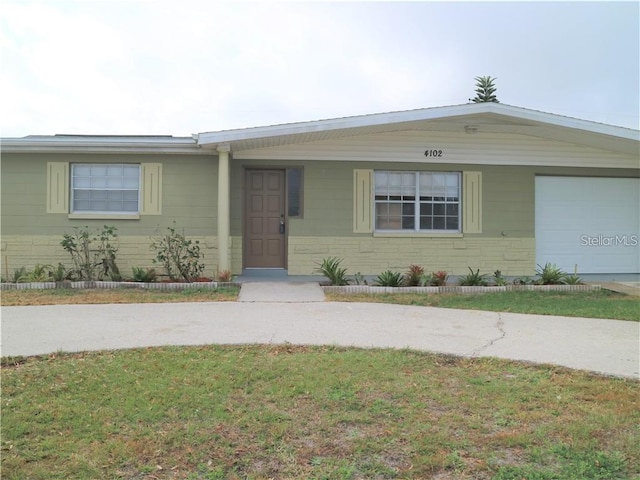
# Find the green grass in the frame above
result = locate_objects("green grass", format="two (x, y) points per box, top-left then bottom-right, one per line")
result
(2, 346), (638, 479)
(325, 290), (640, 321)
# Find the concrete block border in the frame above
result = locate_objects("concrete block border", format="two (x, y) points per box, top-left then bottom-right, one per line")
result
(322, 284), (600, 295)
(0, 281), (239, 291)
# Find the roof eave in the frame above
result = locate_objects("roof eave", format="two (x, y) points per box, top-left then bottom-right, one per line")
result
(0, 136), (205, 155)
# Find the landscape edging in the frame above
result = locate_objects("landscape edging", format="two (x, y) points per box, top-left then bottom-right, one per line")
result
(322, 284), (600, 294)
(0, 281), (239, 291)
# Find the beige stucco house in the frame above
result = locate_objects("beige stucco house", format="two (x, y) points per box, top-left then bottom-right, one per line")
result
(1, 103), (639, 279)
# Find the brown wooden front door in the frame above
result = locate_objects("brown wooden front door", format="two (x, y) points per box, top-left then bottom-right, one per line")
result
(244, 169), (287, 268)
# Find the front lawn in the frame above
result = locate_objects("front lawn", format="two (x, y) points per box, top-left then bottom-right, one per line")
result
(325, 290), (640, 321)
(0, 286), (239, 306)
(2, 345), (638, 479)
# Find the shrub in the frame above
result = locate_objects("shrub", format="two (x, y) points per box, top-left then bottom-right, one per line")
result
(315, 257), (349, 286)
(61, 225), (120, 281)
(430, 270), (448, 286)
(350, 272), (367, 285)
(563, 274), (582, 285)
(24, 264), (53, 282)
(216, 270), (234, 282)
(376, 270), (404, 287)
(458, 267), (489, 286)
(404, 265), (425, 286)
(493, 269), (508, 286)
(513, 276), (535, 285)
(151, 223), (205, 282)
(10, 267), (28, 283)
(51, 263), (74, 282)
(536, 262), (567, 285)
(132, 267), (158, 283)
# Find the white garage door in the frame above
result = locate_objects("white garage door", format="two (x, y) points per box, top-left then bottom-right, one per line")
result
(535, 176), (639, 274)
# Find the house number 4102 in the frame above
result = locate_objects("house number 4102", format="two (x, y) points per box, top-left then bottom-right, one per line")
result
(424, 149), (443, 157)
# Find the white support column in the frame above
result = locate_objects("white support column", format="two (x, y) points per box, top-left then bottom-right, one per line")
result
(217, 144), (231, 272)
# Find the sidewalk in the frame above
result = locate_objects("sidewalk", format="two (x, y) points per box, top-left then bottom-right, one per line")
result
(2, 300), (638, 379)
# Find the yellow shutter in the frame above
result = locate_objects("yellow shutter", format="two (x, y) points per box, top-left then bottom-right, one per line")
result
(46, 162), (69, 213)
(353, 169), (373, 233)
(463, 171), (482, 233)
(141, 163), (162, 215)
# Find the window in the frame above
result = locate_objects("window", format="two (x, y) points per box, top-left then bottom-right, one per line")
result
(71, 164), (140, 214)
(374, 171), (460, 232)
(287, 168), (303, 217)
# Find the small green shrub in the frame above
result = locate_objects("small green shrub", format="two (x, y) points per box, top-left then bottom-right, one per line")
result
(536, 262), (567, 285)
(513, 276), (535, 285)
(493, 269), (508, 286)
(563, 274), (583, 285)
(10, 267), (28, 283)
(375, 270), (404, 287)
(24, 264), (53, 282)
(404, 265), (424, 286)
(458, 267), (489, 286)
(315, 257), (348, 286)
(51, 263), (74, 282)
(151, 223), (205, 282)
(132, 267), (158, 283)
(351, 272), (367, 285)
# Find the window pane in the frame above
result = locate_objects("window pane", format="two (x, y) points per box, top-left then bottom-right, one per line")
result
(433, 217), (446, 229)
(92, 190), (108, 201)
(91, 177), (107, 188)
(446, 217), (459, 230)
(74, 177), (90, 188)
(74, 165), (91, 176)
(123, 176), (139, 188)
(107, 165), (123, 176)
(91, 165), (107, 176)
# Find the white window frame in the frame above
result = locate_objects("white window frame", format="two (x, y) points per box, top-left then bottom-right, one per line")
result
(71, 163), (141, 215)
(374, 171), (461, 233)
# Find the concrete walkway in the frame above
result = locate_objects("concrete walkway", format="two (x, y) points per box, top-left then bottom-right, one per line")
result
(2, 298), (638, 379)
(238, 282), (325, 302)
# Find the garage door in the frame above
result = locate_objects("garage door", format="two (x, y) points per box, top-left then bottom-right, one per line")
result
(535, 176), (639, 274)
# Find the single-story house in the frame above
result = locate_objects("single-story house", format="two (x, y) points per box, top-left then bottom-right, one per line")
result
(1, 103), (639, 279)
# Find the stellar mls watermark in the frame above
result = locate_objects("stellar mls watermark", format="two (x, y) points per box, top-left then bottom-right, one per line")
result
(580, 234), (639, 247)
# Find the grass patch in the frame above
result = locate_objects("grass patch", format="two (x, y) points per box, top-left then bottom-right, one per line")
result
(325, 290), (640, 321)
(2, 345), (638, 479)
(0, 286), (239, 306)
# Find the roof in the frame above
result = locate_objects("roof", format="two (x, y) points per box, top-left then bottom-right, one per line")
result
(2, 103), (638, 156)
(196, 103), (639, 156)
(0, 135), (202, 155)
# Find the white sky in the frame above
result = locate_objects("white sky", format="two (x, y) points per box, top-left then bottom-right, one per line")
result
(1, 1), (638, 137)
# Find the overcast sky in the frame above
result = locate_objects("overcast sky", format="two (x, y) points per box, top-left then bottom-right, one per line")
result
(1, 1), (638, 138)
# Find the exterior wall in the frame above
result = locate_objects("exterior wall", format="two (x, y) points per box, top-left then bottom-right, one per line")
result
(2, 132), (638, 279)
(287, 236), (535, 276)
(230, 157), (638, 276)
(1, 152), (221, 278)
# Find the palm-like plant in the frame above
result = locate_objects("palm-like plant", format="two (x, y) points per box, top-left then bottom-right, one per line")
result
(471, 76), (499, 103)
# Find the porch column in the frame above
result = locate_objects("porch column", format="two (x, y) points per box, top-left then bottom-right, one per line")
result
(217, 144), (231, 272)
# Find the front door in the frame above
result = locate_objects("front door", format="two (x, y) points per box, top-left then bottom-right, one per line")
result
(244, 169), (287, 268)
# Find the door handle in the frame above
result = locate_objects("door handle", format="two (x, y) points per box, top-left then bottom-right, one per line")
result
(279, 214), (285, 234)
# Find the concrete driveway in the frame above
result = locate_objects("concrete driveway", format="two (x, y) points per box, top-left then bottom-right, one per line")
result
(2, 300), (638, 379)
